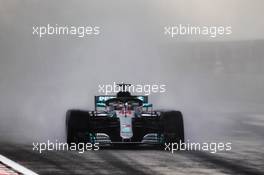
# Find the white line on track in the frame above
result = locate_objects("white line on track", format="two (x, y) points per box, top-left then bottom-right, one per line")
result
(0, 155), (38, 175)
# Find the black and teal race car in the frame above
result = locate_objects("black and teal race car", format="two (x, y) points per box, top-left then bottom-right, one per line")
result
(66, 84), (184, 146)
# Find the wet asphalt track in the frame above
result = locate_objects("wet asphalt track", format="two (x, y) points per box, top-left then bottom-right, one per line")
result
(1, 113), (264, 175)
(0, 141), (263, 175)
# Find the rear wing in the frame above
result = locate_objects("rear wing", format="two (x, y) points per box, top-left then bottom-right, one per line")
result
(94, 95), (152, 110)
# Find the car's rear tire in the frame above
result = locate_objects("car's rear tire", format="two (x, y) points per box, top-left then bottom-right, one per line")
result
(66, 110), (90, 144)
(161, 111), (184, 144)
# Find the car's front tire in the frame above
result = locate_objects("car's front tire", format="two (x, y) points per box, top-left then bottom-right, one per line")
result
(66, 110), (90, 144)
(161, 111), (184, 144)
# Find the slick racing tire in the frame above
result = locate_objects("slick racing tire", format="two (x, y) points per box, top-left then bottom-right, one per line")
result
(162, 111), (184, 144)
(66, 110), (90, 144)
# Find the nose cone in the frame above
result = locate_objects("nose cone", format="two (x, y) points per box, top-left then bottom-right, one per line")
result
(121, 124), (133, 139)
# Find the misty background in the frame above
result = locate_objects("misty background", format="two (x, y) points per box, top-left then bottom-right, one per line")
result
(0, 0), (263, 147)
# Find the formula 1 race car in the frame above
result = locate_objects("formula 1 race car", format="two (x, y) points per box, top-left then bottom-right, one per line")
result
(66, 83), (184, 146)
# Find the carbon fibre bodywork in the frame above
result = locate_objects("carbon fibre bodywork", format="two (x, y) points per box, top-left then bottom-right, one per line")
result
(66, 90), (184, 145)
